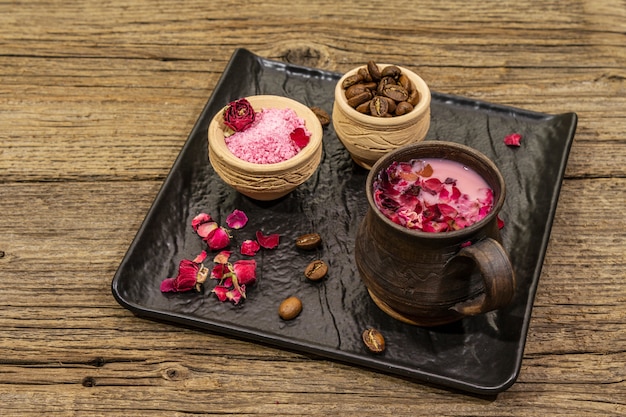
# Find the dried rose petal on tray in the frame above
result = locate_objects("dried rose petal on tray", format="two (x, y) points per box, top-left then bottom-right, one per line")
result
(504, 133), (522, 147)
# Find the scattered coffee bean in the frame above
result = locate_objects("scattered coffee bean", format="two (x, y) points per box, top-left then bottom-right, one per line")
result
(342, 60), (420, 118)
(310, 106), (330, 127)
(295, 233), (322, 250)
(362, 328), (386, 354)
(304, 260), (328, 281)
(278, 296), (303, 320)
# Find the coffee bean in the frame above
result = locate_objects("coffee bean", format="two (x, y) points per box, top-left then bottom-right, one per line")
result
(304, 260), (328, 281)
(346, 90), (372, 108)
(295, 233), (322, 250)
(279, 296), (302, 320)
(381, 65), (401, 78)
(342, 73), (363, 89)
(394, 101), (414, 116)
(357, 67), (372, 82)
(398, 74), (412, 91)
(383, 96), (396, 113)
(367, 60), (382, 81)
(345, 83), (369, 100)
(362, 328), (386, 354)
(376, 76), (396, 95)
(382, 84), (409, 102)
(369, 96), (389, 117)
(310, 106), (330, 126)
(408, 88), (420, 106)
(355, 100), (371, 114)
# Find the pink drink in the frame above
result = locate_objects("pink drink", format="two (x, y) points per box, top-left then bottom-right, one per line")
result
(373, 158), (494, 232)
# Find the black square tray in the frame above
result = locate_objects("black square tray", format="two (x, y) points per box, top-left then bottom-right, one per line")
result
(112, 48), (577, 395)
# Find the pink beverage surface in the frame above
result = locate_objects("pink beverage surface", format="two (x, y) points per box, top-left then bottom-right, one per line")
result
(372, 157), (494, 232)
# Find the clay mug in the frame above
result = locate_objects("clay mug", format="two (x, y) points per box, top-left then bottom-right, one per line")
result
(355, 141), (516, 326)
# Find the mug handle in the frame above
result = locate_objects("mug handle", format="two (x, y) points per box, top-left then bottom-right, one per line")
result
(450, 237), (516, 316)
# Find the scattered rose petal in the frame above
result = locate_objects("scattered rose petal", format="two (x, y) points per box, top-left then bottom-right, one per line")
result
(226, 285), (245, 304)
(290, 127), (310, 149)
(504, 133), (522, 147)
(210, 263), (230, 280)
(192, 250), (208, 264)
(240, 239), (261, 256)
(212, 285), (229, 302)
(497, 215), (505, 229)
(226, 209), (248, 229)
(233, 259), (257, 286)
(191, 213), (212, 232)
(196, 221), (218, 239)
(213, 250), (232, 264)
(461, 241), (472, 248)
(204, 227), (231, 250)
(255, 230), (280, 249)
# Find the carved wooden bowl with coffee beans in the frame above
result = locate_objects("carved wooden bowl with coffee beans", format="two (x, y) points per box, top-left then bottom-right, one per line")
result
(332, 61), (431, 169)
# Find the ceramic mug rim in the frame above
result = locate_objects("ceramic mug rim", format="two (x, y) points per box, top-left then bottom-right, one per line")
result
(365, 140), (506, 240)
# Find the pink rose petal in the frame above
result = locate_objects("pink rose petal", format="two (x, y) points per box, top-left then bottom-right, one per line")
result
(233, 259), (257, 286)
(226, 285), (245, 304)
(240, 239), (261, 256)
(504, 133), (522, 147)
(290, 127), (310, 149)
(210, 263), (229, 280)
(213, 250), (232, 264)
(205, 227), (231, 250)
(212, 285), (229, 302)
(191, 213), (212, 232)
(255, 230), (280, 249)
(197, 221), (218, 239)
(226, 209), (248, 229)
(192, 250), (208, 264)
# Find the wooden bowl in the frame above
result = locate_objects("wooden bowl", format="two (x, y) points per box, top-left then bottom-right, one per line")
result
(208, 95), (323, 201)
(332, 64), (431, 169)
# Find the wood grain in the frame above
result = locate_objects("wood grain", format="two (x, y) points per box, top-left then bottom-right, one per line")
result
(1, 0), (625, 415)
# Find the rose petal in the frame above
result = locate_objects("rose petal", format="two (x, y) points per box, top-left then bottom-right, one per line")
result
(226, 209), (248, 229)
(233, 259), (257, 286)
(290, 127), (310, 149)
(226, 285), (245, 304)
(197, 221), (218, 239)
(255, 230), (280, 249)
(192, 250), (208, 264)
(212, 285), (229, 302)
(210, 263), (229, 280)
(213, 250), (232, 264)
(497, 215), (505, 229)
(205, 227), (231, 250)
(504, 133), (522, 147)
(191, 213), (212, 232)
(240, 239), (261, 256)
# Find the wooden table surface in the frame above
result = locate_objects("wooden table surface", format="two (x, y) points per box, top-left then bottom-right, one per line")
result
(1, 0), (624, 415)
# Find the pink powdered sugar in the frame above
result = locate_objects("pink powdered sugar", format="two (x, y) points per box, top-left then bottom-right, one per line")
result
(225, 108), (310, 164)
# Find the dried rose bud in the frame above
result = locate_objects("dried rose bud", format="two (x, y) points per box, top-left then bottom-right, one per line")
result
(223, 98), (255, 132)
